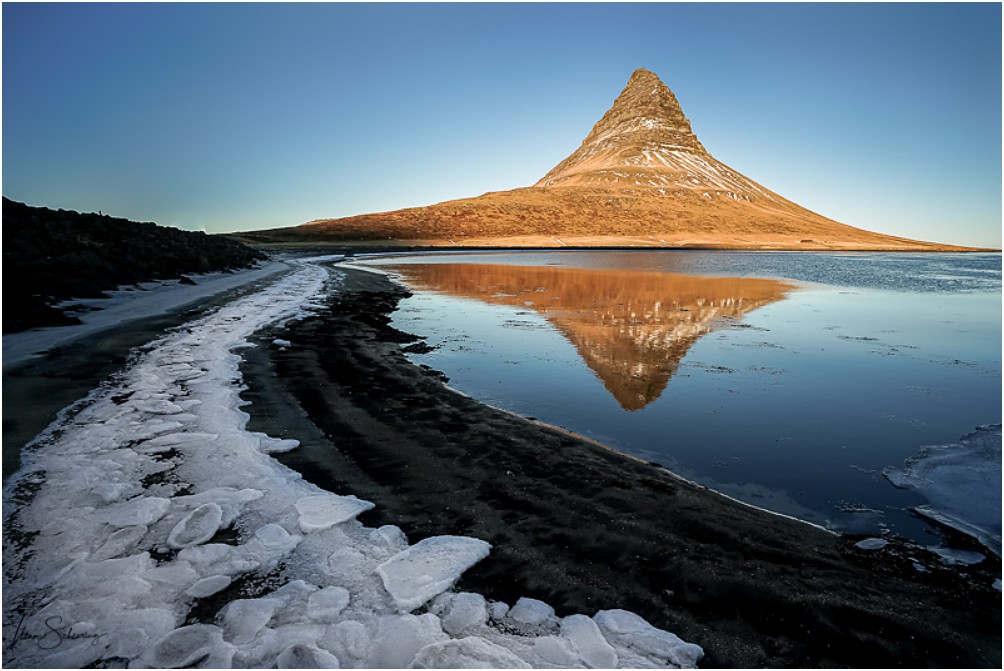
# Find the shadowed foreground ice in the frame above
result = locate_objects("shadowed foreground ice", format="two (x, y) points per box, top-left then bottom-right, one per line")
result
(2, 258), (703, 669)
(885, 424), (1002, 558)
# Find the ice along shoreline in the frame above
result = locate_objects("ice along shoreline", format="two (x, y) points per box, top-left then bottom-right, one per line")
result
(2, 257), (704, 668)
(2, 259), (295, 481)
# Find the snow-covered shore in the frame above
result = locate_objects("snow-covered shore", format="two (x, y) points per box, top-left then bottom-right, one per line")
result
(3, 260), (290, 371)
(2, 258), (703, 668)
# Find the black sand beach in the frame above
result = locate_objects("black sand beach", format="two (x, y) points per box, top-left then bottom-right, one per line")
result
(242, 265), (1000, 668)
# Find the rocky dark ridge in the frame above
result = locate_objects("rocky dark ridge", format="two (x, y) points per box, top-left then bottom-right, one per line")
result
(2, 198), (266, 333)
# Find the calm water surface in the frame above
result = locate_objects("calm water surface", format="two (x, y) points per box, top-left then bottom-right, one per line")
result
(361, 251), (1001, 543)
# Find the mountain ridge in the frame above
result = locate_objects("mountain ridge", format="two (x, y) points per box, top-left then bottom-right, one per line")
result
(241, 69), (982, 251)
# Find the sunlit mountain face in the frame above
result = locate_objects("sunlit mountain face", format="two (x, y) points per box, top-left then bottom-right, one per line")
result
(259, 68), (974, 251)
(389, 263), (796, 410)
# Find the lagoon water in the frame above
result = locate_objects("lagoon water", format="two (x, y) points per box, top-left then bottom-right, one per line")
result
(362, 251), (1001, 544)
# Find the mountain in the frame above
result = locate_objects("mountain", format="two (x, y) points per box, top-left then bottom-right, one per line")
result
(386, 261), (794, 410)
(244, 69), (973, 251)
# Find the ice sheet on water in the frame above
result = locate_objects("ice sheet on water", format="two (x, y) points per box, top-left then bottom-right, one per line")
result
(489, 600), (511, 620)
(145, 624), (234, 668)
(562, 613), (619, 668)
(252, 522), (301, 551)
(370, 613), (448, 668)
(277, 642), (341, 668)
(506, 596), (560, 635)
(2, 257), (703, 669)
(370, 523), (409, 550)
(885, 424), (1002, 556)
(533, 635), (578, 666)
(93, 524), (148, 560)
(221, 597), (286, 645)
(596, 609), (705, 669)
(258, 435), (301, 453)
(431, 591), (489, 635)
(413, 636), (530, 668)
(325, 620), (371, 663)
(186, 574), (232, 598)
(94, 495), (171, 527)
(377, 536), (491, 612)
(167, 502), (224, 548)
(307, 586), (351, 622)
(931, 547), (985, 566)
(295, 493), (375, 533)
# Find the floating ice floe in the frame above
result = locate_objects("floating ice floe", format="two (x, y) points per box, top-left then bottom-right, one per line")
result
(2, 257), (703, 668)
(854, 538), (889, 551)
(295, 494), (376, 533)
(930, 547), (986, 566)
(252, 432), (301, 454)
(377, 536), (491, 612)
(885, 424), (1002, 557)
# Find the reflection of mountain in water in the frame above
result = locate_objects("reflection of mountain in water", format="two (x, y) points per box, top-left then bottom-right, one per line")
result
(391, 263), (795, 410)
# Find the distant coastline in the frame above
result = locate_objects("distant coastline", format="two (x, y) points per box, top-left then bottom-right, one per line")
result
(226, 234), (999, 254)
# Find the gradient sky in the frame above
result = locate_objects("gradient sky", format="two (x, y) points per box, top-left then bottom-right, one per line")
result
(3, 3), (1001, 247)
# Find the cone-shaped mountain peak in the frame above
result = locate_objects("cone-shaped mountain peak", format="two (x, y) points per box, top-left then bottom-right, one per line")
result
(584, 68), (706, 155)
(537, 68), (709, 187)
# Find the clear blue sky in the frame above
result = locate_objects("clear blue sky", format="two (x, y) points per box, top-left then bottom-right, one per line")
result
(3, 3), (1001, 247)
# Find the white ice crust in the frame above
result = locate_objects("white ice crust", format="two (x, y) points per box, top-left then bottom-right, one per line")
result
(2, 257), (703, 668)
(296, 494), (376, 533)
(377, 536), (491, 612)
(854, 538), (889, 551)
(2, 260), (291, 370)
(885, 424), (1002, 557)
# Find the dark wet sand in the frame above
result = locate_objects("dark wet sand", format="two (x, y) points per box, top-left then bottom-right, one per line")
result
(241, 265), (1000, 668)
